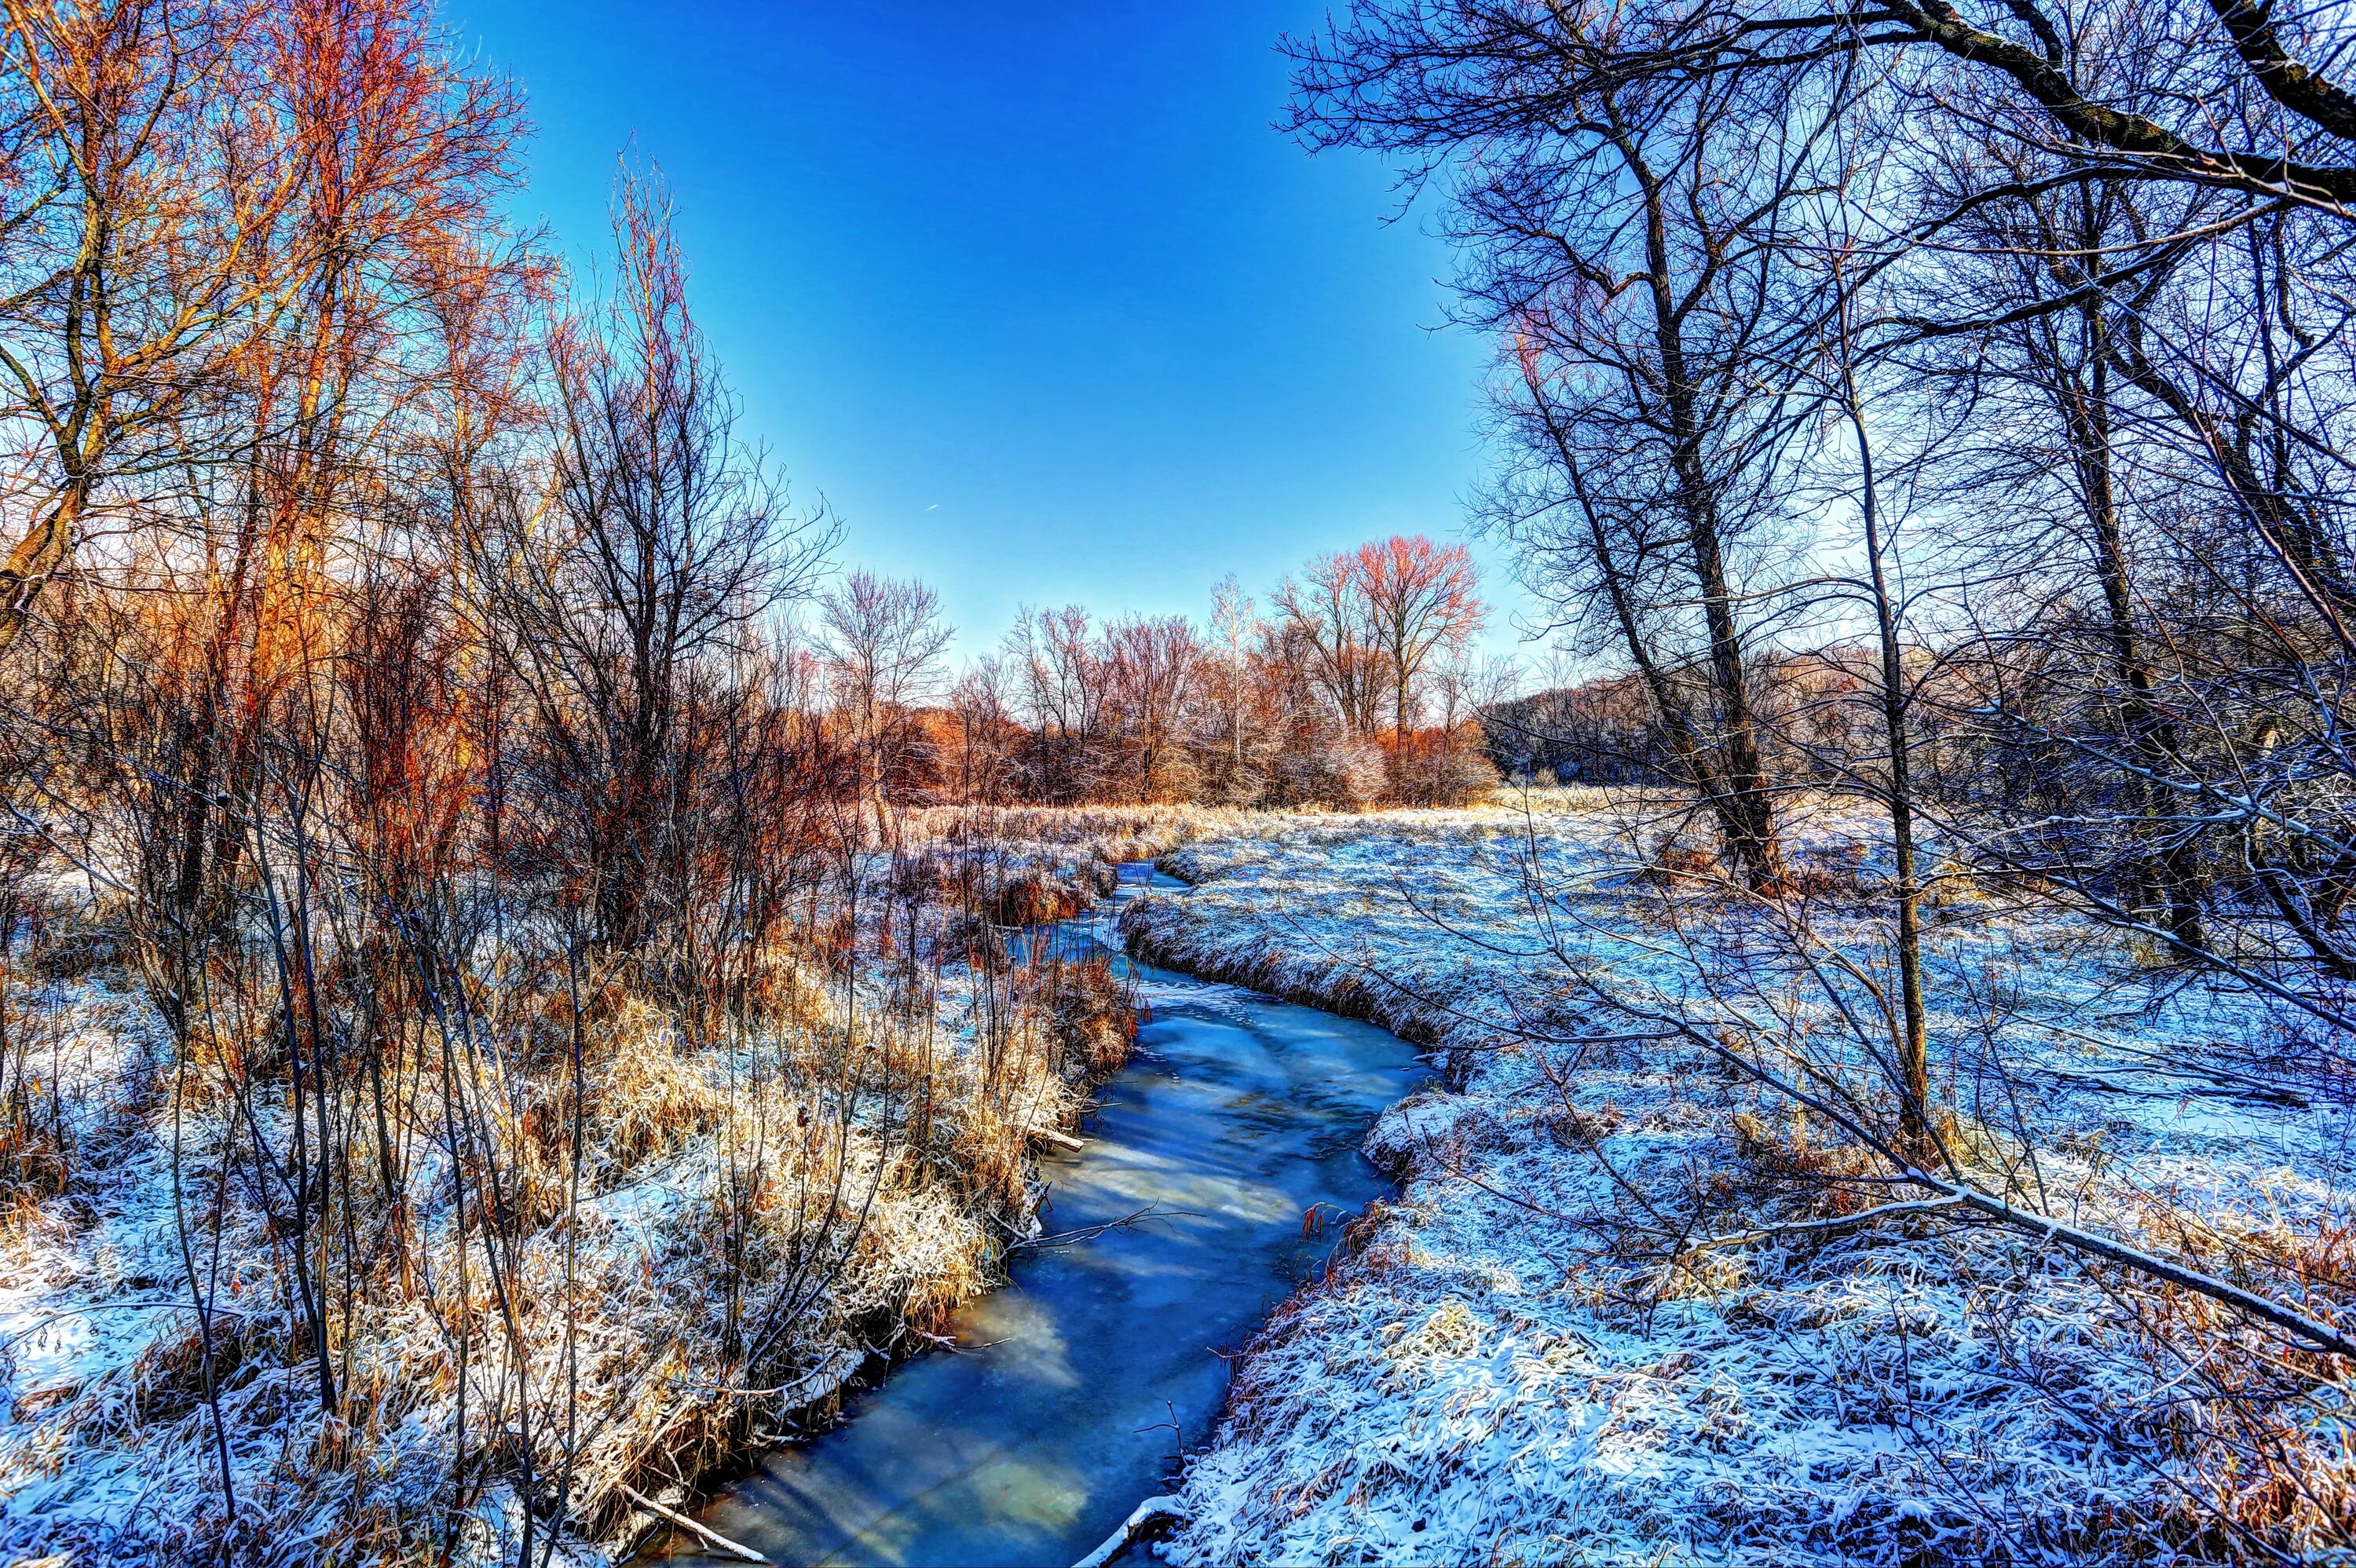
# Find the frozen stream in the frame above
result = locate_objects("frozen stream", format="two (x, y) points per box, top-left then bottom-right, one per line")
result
(665, 864), (1427, 1566)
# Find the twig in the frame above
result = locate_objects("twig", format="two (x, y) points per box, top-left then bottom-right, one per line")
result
(1012, 1203), (1194, 1252)
(1645, 1009), (2356, 1360)
(620, 1484), (771, 1564)
(1674, 1195), (1967, 1259)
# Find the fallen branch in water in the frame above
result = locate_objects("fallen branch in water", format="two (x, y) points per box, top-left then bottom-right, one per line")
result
(620, 1484), (771, 1564)
(1012, 1203), (1195, 1252)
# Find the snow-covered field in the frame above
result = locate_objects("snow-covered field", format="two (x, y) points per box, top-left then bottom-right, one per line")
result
(1125, 792), (2356, 1565)
(10, 793), (2351, 1564)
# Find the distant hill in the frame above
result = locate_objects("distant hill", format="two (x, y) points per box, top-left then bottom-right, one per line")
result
(1479, 675), (1665, 784)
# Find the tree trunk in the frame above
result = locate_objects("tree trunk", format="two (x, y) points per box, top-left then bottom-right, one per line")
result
(0, 482), (86, 656)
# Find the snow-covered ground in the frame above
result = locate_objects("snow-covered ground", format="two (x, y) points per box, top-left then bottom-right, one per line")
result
(0, 970), (1027, 1565)
(0, 816), (1181, 1566)
(1125, 791), (2356, 1565)
(12, 795), (2351, 1563)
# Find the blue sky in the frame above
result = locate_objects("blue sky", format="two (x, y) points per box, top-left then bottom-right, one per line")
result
(444, 1), (1536, 660)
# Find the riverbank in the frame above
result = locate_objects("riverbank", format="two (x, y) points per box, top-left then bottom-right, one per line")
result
(0, 810), (1209, 1565)
(1122, 793), (2356, 1564)
(15, 793), (2349, 1564)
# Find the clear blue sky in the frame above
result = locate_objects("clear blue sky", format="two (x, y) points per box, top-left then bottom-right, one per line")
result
(444, 0), (1535, 660)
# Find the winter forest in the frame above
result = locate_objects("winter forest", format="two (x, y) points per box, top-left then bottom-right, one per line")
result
(2, 1), (2354, 1565)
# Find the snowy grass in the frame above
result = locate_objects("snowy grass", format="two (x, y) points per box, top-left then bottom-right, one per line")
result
(1125, 791), (2356, 1565)
(0, 814), (1151, 1565)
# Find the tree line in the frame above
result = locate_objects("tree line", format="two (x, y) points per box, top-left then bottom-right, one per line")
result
(837, 534), (1501, 816)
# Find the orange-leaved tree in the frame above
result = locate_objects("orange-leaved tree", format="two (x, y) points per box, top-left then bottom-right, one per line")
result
(1355, 533), (1483, 758)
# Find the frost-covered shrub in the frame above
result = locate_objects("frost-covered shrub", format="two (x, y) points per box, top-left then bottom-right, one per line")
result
(1387, 731), (1499, 807)
(1264, 738), (1388, 810)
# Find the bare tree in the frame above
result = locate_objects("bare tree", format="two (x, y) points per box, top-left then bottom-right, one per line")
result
(1102, 612), (1202, 802)
(0, 0), (313, 652)
(1289, 6), (1849, 884)
(1354, 533), (1484, 754)
(820, 568), (952, 826)
(1209, 572), (1257, 790)
(1004, 604), (1107, 802)
(948, 654), (1018, 805)
(1433, 649), (1520, 734)
(476, 163), (829, 949)
(1274, 549), (1383, 738)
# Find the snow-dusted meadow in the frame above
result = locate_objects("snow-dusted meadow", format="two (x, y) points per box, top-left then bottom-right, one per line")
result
(6, 793), (2349, 1565)
(1125, 792), (2356, 1565)
(0, 956), (1018, 1564)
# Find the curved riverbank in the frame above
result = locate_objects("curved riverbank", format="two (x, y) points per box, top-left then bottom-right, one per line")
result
(660, 865), (1431, 1566)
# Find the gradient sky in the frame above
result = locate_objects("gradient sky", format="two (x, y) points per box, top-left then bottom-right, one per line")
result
(443, 1), (1538, 661)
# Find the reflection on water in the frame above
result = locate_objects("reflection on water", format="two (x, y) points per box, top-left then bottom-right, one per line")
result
(671, 865), (1427, 1567)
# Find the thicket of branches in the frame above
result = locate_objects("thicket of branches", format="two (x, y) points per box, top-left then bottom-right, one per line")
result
(1289, 0), (2356, 1014)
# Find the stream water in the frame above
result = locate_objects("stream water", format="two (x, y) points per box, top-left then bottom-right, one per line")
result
(666, 864), (1426, 1566)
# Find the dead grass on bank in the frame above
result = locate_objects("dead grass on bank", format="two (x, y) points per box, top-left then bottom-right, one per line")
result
(0, 813), (1173, 1566)
(907, 802), (1249, 864)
